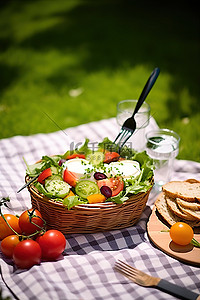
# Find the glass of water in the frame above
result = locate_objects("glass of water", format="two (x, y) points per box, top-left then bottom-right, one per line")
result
(116, 100), (150, 151)
(145, 129), (180, 191)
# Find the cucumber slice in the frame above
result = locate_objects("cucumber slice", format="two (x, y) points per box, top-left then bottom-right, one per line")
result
(75, 180), (99, 199)
(86, 151), (104, 166)
(45, 175), (62, 182)
(45, 175), (70, 198)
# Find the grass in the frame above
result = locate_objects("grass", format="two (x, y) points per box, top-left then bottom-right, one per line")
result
(0, 0), (199, 161)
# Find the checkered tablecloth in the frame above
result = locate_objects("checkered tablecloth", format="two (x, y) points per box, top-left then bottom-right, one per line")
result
(0, 118), (200, 300)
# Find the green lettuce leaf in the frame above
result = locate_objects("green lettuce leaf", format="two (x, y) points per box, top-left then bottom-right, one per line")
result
(107, 190), (129, 204)
(63, 138), (92, 158)
(63, 196), (85, 210)
(25, 155), (62, 177)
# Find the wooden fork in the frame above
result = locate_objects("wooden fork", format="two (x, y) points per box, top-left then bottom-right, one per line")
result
(114, 260), (200, 300)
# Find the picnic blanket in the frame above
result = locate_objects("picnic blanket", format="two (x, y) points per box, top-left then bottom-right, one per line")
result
(0, 118), (200, 300)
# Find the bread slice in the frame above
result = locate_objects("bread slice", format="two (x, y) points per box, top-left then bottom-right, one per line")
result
(155, 192), (200, 228)
(162, 181), (200, 202)
(155, 193), (181, 226)
(166, 196), (197, 221)
(177, 204), (200, 221)
(176, 198), (200, 211)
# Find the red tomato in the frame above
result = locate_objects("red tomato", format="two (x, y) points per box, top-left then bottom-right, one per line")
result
(37, 168), (52, 184)
(0, 235), (20, 258)
(104, 151), (120, 163)
(63, 169), (78, 187)
(0, 214), (22, 240)
(66, 153), (86, 160)
(13, 240), (42, 269)
(170, 222), (194, 246)
(97, 176), (124, 197)
(19, 209), (44, 235)
(36, 230), (66, 260)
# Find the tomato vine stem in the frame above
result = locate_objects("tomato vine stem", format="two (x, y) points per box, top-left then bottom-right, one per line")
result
(0, 197), (46, 240)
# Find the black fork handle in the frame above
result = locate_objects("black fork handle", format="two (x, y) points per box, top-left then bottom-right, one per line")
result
(132, 67), (160, 117)
(157, 279), (200, 300)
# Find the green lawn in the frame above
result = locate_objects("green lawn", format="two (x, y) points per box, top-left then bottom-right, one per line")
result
(0, 0), (199, 161)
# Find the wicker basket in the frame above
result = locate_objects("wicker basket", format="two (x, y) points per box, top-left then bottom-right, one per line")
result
(26, 175), (153, 234)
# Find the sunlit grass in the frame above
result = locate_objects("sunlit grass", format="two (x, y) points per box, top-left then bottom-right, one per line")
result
(0, 0), (199, 161)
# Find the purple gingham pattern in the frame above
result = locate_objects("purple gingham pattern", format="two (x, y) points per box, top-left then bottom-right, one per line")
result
(0, 118), (200, 300)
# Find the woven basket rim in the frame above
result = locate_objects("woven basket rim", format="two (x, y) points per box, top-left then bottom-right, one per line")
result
(26, 175), (153, 210)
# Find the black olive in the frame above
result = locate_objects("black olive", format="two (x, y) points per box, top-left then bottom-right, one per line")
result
(94, 172), (107, 180)
(100, 186), (112, 198)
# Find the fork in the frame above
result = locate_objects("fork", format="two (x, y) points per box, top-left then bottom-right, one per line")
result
(114, 67), (160, 150)
(114, 260), (200, 300)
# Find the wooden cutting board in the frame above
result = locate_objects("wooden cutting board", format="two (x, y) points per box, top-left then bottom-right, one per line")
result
(147, 206), (200, 266)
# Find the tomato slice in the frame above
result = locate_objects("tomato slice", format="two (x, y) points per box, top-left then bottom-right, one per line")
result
(66, 153), (86, 160)
(37, 168), (52, 184)
(103, 151), (120, 163)
(63, 169), (78, 187)
(97, 176), (124, 197)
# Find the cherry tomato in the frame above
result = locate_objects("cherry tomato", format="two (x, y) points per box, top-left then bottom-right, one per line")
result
(19, 209), (44, 235)
(63, 169), (78, 187)
(0, 235), (20, 258)
(66, 153), (86, 160)
(104, 151), (120, 163)
(0, 214), (22, 240)
(37, 168), (52, 184)
(13, 240), (41, 269)
(36, 230), (66, 260)
(170, 222), (194, 246)
(97, 176), (124, 197)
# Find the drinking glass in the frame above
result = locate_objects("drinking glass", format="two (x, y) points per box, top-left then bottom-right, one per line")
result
(145, 129), (180, 191)
(116, 100), (150, 151)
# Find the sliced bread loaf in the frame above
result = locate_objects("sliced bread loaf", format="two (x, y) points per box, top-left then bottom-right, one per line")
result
(162, 181), (200, 202)
(155, 192), (200, 228)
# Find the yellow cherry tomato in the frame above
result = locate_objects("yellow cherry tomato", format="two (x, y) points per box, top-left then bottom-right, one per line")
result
(170, 222), (194, 246)
(87, 193), (106, 204)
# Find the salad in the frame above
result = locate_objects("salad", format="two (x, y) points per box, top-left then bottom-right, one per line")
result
(25, 138), (154, 209)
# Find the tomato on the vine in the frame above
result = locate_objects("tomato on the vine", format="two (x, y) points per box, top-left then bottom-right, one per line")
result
(13, 240), (42, 269)
(19, 208), (44, 235)
(36, 230), (66, 260)
(170, 222), (194, 246)
(0, 214), (22, 240)
(0, 235), (20, 258)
